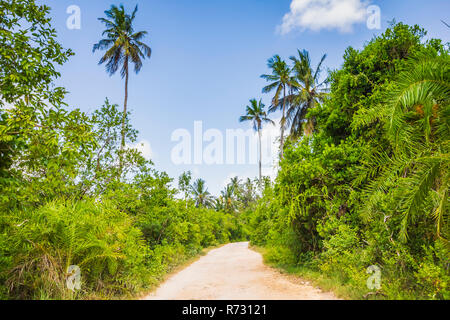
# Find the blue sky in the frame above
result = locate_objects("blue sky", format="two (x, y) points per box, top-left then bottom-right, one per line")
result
(41, 0), (449, 195)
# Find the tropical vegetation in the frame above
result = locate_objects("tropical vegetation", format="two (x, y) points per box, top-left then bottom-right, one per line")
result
(239, 99), (274, 181)
(0, 0), (448, 300)
(93, 4), (152, 149)
(250, 23), (449, 300)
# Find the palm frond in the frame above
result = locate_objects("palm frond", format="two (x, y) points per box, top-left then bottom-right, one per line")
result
(94, 5), (152, 77)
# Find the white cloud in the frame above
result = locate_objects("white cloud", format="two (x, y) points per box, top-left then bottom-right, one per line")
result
(128, 139), (153, 160)
(278, 0), (369, 34)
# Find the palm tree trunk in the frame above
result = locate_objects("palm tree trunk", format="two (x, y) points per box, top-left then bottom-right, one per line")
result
(305, 98), (314, 136)
(280, 86), (286, 159)
(121, 57), (129, 149)
(258, 125), (262, 181)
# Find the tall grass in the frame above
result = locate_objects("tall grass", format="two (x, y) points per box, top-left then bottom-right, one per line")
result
(0, 200), (151, 299)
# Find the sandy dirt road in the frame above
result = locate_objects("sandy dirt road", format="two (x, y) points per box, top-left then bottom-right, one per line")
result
(144, 242), (338, 300)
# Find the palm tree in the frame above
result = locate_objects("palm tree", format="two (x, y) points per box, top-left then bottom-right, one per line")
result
(286, 49), (328, 137)
(261, 55), (292, 159)
(214, 197), (225, 212)
(239, 99), (274, 180)
(190, 179), (214, 208)
(93, 5), (152, 149)
(221, 184), (236, 213)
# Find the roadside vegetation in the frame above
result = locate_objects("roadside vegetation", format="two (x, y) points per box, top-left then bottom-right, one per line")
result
(0, 1), (448, 300)
(0, 1), (251, 300)
(248, 23), (449, 300)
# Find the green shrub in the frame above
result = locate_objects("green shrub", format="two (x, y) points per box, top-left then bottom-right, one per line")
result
(248, 23), (449, 300)
(413, 242), (450, 300)
(264, 246), (298, 266)
(0, 200), (151, 299)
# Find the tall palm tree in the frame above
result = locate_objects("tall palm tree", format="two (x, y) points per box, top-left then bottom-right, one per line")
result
(261, 55), (292, 159)
(190, 179), (214, 208)
(93, 5), (152, 149)
(239, 99), (274, 180)
(286, 49), (328, 137)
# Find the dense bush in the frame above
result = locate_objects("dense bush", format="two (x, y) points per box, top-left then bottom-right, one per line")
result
(0, 94), (246, 299)
(0, 1), (249, 299)
(1, 1), (448, 301)
(0, 200), (151, 299)
(0, 198), (244, 300)
(249, 23), (449, 300)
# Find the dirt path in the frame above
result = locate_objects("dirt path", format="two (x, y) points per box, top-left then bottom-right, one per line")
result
(144, 242), (338, 300)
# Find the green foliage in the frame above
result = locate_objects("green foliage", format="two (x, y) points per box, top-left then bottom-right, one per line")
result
(178, 170), (192, 207)
(2, 1), (448, 301)
(190, 178), (215, 208)
(0, 200), (151, 299)
(0, 2), (248, 300)
(0, 93), (247, 299)
(264, 246), (298, 266)
(249, 23), (450, 300)
(239, 99), (274, 132)
(240, 100), (274, 180)
(285, 49), (328, 137)
(414, 242), (450, 299)
(93, 4), (152, 148)
(0, 0), (72, 107)
(93, 4), (152, 78)
(261, 55), (292, 157)
(357, 54), (449, 241)
(0, 0), (93, 209)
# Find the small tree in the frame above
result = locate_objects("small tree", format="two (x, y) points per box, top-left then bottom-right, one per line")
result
(178, 171), (192, 208)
